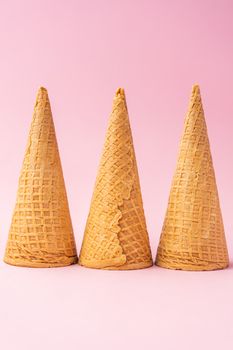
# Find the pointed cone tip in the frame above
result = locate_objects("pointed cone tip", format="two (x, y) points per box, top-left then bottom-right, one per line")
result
(37, 86), (48, 95)
(115, 87), (126, 99)
(192, 84), (201, 95)
(36, 86), (49, 101)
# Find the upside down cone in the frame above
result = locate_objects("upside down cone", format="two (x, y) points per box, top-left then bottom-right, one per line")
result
(156, 85), (229, 271)
(79, 88), (153, 269)
(4, 87), (78, 267)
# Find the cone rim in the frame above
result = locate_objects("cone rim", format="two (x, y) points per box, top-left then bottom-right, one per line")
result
(155, 259), (229, 271)
(4, 256), (78, 268)
(79, 260), (153, 270)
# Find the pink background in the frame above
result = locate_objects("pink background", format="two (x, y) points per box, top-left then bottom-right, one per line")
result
(0, 1), (233, 349)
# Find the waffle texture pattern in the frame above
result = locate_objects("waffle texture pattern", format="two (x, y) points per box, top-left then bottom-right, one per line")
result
(4, 87), (78, 267)
(79, 88), (152, 269)
(156, 85), (229, 271)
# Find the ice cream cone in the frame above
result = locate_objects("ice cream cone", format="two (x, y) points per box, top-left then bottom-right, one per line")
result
(156, 85), (229, 271)
(79, 88), (152, 270)
(4, 87), (78, 267)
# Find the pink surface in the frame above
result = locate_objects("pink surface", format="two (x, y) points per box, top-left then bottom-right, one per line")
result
(0, 1), (233, 349)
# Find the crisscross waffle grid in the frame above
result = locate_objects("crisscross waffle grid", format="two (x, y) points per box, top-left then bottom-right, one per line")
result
(156, 85), (229, 271)
(79, 88), (152, 269)
(4, 87), (77, 267)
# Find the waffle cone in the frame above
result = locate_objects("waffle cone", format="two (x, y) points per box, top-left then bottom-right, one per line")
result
(79, 88), (152, 270)
(4, 87), (78, 267)
(156, 85), (229, 271)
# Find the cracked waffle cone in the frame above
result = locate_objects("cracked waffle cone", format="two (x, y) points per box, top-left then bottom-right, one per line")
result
(156, 85), (229, 271)
(79, 88), (153, 270)
(4, 87), (78, 267)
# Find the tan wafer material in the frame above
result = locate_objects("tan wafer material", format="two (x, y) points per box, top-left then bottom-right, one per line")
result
(79, 88), (153, 270)
(4, 87), (78, 267)
(156, 85), (229, 271)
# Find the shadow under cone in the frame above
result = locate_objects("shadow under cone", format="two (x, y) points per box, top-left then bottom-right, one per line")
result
(79, 88), (152, 270)
(156, 85), (229, 271)
(4, 87), (78, 267)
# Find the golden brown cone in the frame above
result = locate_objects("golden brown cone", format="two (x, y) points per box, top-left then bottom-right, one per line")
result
(79, 88), (153, 270)
(4, 87), (78, 267)
(156, 85), (229, 271)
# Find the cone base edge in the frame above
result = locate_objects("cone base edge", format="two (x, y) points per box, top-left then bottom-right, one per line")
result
(79, 260), (153, 270)
(155, 259), (229, 271)
(3, 256), (78, 268)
